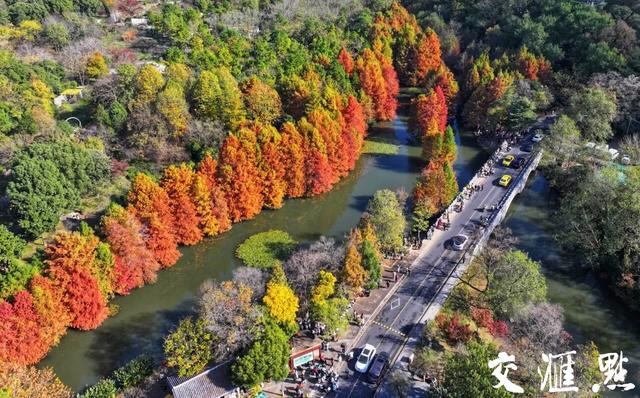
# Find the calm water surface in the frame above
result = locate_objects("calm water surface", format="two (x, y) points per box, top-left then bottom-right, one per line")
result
(41, 104), (428, 391)
(41, 110), (640, 395)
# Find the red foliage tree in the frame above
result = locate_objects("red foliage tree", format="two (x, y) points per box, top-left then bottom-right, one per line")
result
(436, 313), (473, 344)
(45, 232), (109, 330)
(337, 47), (354, 75)
(127, 173), (180, 267)
(0, 291), (52, 365)
(102, 204), (160, 295)
(162, 164), (203, 245)
(217, 129), (264, 221)
(196, 153), (232, 233)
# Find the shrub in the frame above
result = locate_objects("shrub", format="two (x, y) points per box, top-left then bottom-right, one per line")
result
(235, 230), (297, 268)
(112, 356), (153, 390)
(436, 313), (473, 345)
(470, 307), (494, 329)
(488, 320), (509, 338)
(78, 378), (117, 398)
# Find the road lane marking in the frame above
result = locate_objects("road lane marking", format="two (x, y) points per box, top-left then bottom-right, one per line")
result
(389, 298), (400, 310)
(372, 320), (406, 337)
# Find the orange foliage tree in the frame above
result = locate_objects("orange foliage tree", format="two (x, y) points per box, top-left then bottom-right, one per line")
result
(45, 232), (109, 330)
(162, 164), (203, 245)
(254, 123), (286, 209)
(196, 154), (232, 232)
(217, 129), (264, 221)
(279, 122), (306, 198)
(298, 117), (333, 195)
(127, 173), (180, 267)
(356, 48), (398, 121)
(337, 47), (354, 75)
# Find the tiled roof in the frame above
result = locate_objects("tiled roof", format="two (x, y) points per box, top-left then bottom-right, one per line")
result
(166, 361), (237, 398)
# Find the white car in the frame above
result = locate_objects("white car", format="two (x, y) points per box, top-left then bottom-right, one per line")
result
(355, 344), (377, 373)
(451, 235), (469, 251)
(531, 133), (543, 142)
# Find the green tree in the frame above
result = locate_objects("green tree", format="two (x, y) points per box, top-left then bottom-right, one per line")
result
(215, 67), (246, 128)
(442, 125), (457, 162)
(543, 115), (582, 169)
(0, 225), (25, 263)
(164, 317), (214, 377)
(361, 239), (381, 288)
(231, 321), (291, 387)
(43, 21), (69, 49)
(311, 297), (349, 336)
(484, 250), (547, 317)
(192, 70), (222, 121)
(444, 340), (511, 398)
(567, 87), (617, 142)
(367, 189), (406, 253)
(557, 167), (640, 310)
(0, 258), (38, 300)
(7, 156), (78, 238)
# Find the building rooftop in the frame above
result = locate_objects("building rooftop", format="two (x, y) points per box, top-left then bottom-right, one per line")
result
(166, 361), (237, 398)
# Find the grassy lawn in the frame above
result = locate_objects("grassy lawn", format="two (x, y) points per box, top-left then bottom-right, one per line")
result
(236, 230), (298, 268)
(363, 137), (401, 155)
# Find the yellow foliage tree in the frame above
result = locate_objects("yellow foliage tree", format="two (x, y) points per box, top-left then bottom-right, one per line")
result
(263, 282), (299, 325)
(157, 81), (189, 137)
(311, 271), (336, 305)
(86, 52), (109, 80)
(343, 241), (366, 291)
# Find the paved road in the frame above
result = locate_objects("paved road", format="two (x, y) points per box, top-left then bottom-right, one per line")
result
(332, 136), (540, 398)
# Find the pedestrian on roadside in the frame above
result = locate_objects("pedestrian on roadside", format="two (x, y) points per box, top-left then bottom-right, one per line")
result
(408, 268), (411, 276)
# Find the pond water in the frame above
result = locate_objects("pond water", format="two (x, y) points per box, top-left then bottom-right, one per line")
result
(504, 173), (640, 396)
(40, 99), (429, 391)
(41, 101), (640, 395)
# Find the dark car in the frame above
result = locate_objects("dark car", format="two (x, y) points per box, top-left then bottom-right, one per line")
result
(521, 142), (534, 152)
(512, 156), (526, 169)
(368, 352), (390, 383)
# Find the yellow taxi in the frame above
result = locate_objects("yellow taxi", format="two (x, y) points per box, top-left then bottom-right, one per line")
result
(502, 154), (515, 167)
(499, 174), (512, 187)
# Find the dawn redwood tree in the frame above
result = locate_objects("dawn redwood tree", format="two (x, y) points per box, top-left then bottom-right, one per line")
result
(0, 291), (52, 365)
(45, 232), (109, 330)
(298, 118), (333, 195)
(196, 154), (232, 232)
(356, 48), (397, 121)
(337, 47), (354, 75)
(217, 129), (264, 222)
(411, 29), (442, 84)
(102, 204), (160, 295)
(255, 123), (286, 209)
(279, 122), (306, 198)
(30, 275), (71, 353)
(162, 164), (203, 245)
(127, 173), (180, 267)
(343, 240), (366, 293)
(191, 174), (219, 236)
(413, 161), (450, 216)
(308, 108), (343, 183)
(435, 65), (459, 105)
